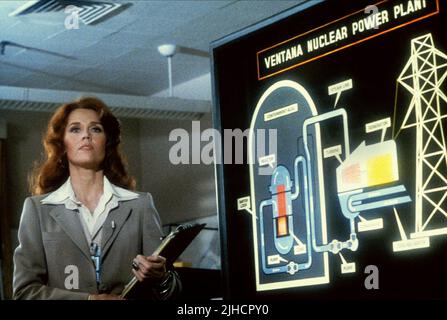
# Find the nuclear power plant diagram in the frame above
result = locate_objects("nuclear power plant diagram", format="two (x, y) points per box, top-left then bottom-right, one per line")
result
(237, 33), (447, 291)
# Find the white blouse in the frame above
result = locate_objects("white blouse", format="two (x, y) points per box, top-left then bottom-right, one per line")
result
(41, 176), (139, 243)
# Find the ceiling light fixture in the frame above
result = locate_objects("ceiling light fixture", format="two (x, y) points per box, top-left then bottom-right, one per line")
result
(158, 44), (177, 98)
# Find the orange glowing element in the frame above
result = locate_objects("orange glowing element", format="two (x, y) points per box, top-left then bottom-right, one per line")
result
(277, 216), (288, 237)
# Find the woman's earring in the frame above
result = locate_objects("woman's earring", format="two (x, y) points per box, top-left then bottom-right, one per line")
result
(58, 154), (66, 167)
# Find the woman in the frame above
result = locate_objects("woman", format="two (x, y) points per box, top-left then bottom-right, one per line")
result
(13, 97), (180, 300)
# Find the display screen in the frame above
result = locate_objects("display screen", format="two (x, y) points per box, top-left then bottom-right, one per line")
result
(211, 0), (447, 299)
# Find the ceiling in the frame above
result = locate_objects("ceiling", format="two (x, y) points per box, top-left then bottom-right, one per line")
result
(0, 0), (305, 111)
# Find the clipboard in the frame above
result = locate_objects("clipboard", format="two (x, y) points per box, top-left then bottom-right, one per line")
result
(120, 223), (206, 299)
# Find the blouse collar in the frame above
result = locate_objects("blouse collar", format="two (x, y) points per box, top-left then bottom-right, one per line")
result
(41, 175), (139, 206)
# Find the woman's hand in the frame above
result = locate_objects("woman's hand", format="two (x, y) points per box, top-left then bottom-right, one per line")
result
(132, 254), (168, 284)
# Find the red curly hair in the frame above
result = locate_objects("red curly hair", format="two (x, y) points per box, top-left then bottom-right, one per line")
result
(30, 97), (136, 195)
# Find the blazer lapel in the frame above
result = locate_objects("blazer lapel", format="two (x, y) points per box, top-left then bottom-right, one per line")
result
(101, 203), (132, 258)
(49, 206), (91, 262)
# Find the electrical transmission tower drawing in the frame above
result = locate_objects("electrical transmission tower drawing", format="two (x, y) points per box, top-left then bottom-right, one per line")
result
(395, 33), (447, 238)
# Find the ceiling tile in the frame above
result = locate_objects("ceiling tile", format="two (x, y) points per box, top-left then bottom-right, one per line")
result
(110, 48), (161, 69)
(102, 31), (154, 50)
(0, 58), (52, 75)
(46, 26), (117, 43)
(0, 0), (308, 98)
(49, 79), (121, 94)
(71, 40), (133, 61)
(103, 77), (157, 96)
(43, 63), (89, 77)
(5, 20), (63, 41)
(7, 72), (64, 88)
(0, 62), (31, 85)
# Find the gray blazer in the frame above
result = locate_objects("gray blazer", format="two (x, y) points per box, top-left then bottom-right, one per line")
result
(13, 192), (168, 300)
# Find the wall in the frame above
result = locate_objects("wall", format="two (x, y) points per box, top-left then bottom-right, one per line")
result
(1, 110), (50, 229)
(138, 113), (217, 225)
(174, 215), (221, 270)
